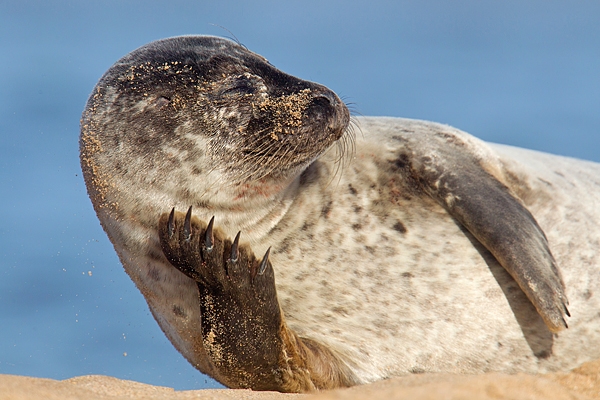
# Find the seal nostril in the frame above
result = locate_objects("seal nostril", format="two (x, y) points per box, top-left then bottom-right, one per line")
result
(314, 91), (337, 106)
(311, 96), (331, 109)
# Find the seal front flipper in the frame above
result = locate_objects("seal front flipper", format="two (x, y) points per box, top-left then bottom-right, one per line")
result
(158, 208), (356, 392)
(394, 124), (569, 332)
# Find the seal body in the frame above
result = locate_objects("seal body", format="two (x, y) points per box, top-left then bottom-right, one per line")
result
(80, 36), (600, 391)
(273, 118), (600, 381)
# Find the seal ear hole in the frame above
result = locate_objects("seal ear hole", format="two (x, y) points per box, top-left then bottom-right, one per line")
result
(222, 76), (257, 95)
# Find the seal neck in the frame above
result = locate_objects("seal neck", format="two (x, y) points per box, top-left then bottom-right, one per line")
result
(189, 171), (301, 243)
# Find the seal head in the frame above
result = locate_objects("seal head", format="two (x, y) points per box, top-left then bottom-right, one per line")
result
(82, 36), (349, 213)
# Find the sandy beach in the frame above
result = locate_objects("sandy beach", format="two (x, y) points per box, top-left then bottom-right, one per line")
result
(2, 359), (599, 400)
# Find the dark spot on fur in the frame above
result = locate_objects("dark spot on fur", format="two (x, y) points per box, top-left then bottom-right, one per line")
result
(332, 307), (348, 316)
(147, 248), (166, 262)
(172, 305), (187, 318)
(277, 236), (293, 254)
(410, 367), (425, 374)
(538, 178), (552, 187)
(148, 267), (161, 281)
(392, 221), (407, 234)
(353, 205), (362, 213)
(195, 199), (210, 208)
(401, 272), (414, 278)
(301, 221), (314, 231)
(394, 153), (410, 170)
(191, 166), (203, 175)
(352, 223), (362, 231)
(364, 246), (375, 254)
(391, 134), (411, 143)
(321, 200), (333, 218)
(176, 187), (193, 201)
(348, 184), (358, 195)
(295, 271), (310, 282)
(583, 290), (593, 300)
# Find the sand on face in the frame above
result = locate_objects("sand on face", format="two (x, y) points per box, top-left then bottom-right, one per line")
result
(2, 359), (599, 400)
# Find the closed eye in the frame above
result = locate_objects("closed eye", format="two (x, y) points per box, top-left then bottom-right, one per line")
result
(222, 76), (256, 95)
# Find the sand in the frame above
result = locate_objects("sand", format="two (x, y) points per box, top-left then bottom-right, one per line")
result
(2, 359), (600, 400)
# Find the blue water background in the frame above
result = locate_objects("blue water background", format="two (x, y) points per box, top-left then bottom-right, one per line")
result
(1, 0), (599, 390)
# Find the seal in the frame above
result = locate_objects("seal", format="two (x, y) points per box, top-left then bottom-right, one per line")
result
(80, 36), (600, 392)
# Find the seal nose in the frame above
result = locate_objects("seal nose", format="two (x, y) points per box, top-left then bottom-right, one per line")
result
(307, 88), (349, 140)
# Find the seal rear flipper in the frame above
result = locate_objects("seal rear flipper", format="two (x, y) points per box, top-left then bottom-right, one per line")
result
(158, 208), (357, 392)
(393, 123), (569, 332)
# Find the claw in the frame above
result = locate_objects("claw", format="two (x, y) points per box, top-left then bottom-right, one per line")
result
(258, 247), (271, 275)
(184, 206), (193, 241)
(230, 231), (241, 262)
(205, 216), (215, 251)
(167, 208), (175, 238)
(564, 304), (571, 318)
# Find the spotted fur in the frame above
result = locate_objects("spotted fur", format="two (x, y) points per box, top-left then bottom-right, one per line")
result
(80, 36), (600, 391)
